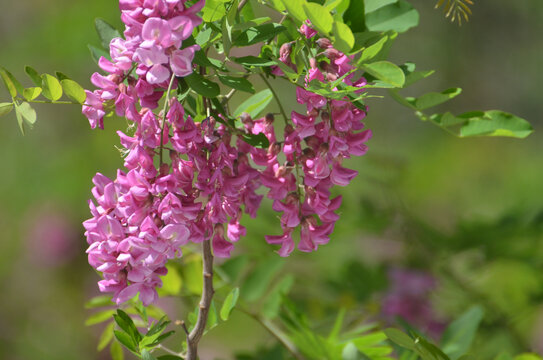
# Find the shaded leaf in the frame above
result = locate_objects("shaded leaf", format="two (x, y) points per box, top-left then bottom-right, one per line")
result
(218, 75), (255, 94)
(384, 328), (416, 349)
(24, 66), (42, 87)
(142, 349), (158, 360)
(95, 18), (122, 50)
(85, 295), (113, 309)
(230, 56), (276, 67)
(0, 67), (20, 97)
(114, 330), (138, 353)
(89, 44), (110, 64)
(185, 73), (220, 98)
(406, 88), (462, 110)
(233, 23), (286, 47)
(459, 111), (533, 138)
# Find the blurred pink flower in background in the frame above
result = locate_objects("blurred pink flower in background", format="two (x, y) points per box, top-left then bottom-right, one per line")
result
(382, 268), (447, 339)
(24, 204), (79, 267)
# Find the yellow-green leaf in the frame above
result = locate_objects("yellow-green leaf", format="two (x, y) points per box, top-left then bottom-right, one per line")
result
(362, 61), (405, 88)
(303, 2), (333, 35)
(61, 79), (86, 104)
(332, 21), (354, 54)
(41, 74), (63, 101)
(0, 102), (13, 118)
(23, 87), (42, 101)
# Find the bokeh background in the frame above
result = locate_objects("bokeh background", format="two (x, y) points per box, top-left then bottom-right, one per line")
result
(0, 0), (542, 359)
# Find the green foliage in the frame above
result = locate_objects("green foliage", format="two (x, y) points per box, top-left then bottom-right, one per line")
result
(233, 89), (274, 118)
(220, 287), (240, 321)
(440, 306), (484, 360)
(95, 18), (122, 50)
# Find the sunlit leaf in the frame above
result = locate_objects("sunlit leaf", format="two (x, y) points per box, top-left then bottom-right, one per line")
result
(41, 74), (63, 101)
(220, 287), (240, 321)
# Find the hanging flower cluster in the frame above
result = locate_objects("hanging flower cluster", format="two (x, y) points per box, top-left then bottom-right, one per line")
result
(82, 1), (371, 305)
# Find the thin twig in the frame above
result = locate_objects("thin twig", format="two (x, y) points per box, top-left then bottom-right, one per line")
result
(185, 228), (215, 360)
(236, 307), (303, 360)
(258, 73), (289, 125)
(238, 0), (249, 11)
(159, 74), (176, 165)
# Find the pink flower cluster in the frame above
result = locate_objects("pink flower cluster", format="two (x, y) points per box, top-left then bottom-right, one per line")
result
(82, 5), (371, 305)
(261, 26), (372, 256)
(83, 0), (203, 130)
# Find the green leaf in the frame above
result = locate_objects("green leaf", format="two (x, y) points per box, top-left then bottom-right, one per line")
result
(328, 308), (347, 341)
(14, 103), (25, 135)
(365, 0), (397, 13)
(148, 330), (175, 347)
(218, 75), (255, 94)
(358, 35), (390, 63)
(61, 79), (86, 104)
(146, 316), (170, 338)
(97, 321), (115, 351)
(159, 263), (183, 296)
(110, 340), (124, 360)
(240, 132), (270, 148)
(24, 66), (42, 87)
(365, 0), (419, 33)
(440, 306), (484, 360)
(55, 71), (70, 81)
(344, 0), (365, 33)
(220, 287), (240, 321)
(157, 356), (184, 360)
(202, 0), (228, 22)
(207, 301), (219, 331)
(0, 67), (20, 97)
(185, 73), (220, 98)
(85, 295), (113, 309)
(414, 335), (450, 360)
(230, 56), (276, 67)
(459, 110), (533, 138)
(515, 354), (543, 360)
(407, 88), (462, 110)
(233, 89), (273, 118)
(233, 23), (286, 47)
(89, 44), (110, 64)
(222, 0), (237, 56)
(41, 74), (63, 101)
(17, 102), (37, 128)
(0, 102), (13, 118)
(303, 2), (334, 35)
(362, 61), (405, 87)
(279, 0), (306, 24)
(241, 257), (284, 302)
(332, 22), (355, 54)
(142, 349), (158, 360)
(114, 330), (138, 353)
(22, 87), (42, 101)
(95, 18), (122, 50)
(85, 309), (116, 326)
(114, 309), (142, 346)
(384, 328), (416, 349)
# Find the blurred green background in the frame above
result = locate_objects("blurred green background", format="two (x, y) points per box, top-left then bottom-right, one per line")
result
(0, 0), (542, 359)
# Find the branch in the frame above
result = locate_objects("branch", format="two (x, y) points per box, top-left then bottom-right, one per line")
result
(185, 237), (215, 360)
(159, 73), (176, 165)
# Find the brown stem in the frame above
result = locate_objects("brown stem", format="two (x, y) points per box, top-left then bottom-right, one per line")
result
(186, 239), (215, 360)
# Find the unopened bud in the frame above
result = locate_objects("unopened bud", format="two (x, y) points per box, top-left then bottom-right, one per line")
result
(316, 38), (331, 48)
(265, 113), (275, 124)
(324, 48), (341, 59)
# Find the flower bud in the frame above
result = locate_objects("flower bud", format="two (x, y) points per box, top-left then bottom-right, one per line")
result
(316, 38), (332, 48)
